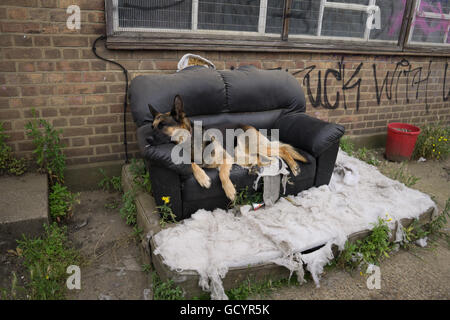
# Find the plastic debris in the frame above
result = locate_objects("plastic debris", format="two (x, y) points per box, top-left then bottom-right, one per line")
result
(177, 54), (215, 71)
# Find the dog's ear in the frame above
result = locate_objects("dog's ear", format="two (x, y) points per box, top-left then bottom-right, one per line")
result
(148, 104), (159, 119)
(171, 95), (185, 122)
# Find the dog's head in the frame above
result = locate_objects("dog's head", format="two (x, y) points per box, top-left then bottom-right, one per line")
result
(147, 95), (191, 146)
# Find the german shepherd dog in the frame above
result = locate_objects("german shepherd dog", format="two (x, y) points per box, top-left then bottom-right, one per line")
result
(148, 95), (307, 202)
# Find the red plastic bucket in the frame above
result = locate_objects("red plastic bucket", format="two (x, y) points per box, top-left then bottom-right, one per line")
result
(385, 123), (421, 162)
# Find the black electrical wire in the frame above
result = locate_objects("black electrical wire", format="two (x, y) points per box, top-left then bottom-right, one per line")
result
(92, 35), (129, 164)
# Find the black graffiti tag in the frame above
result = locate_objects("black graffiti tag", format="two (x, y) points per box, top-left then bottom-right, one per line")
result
(293, 57), (363, 111)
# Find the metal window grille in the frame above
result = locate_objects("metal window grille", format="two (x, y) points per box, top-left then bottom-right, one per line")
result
(408, 0), (450, 45)
(110, 0), (409, 44)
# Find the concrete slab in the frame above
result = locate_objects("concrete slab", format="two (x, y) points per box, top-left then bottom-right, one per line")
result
(0, 173), (49, 250)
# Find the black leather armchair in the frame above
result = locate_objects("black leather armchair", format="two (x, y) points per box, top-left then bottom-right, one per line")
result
(130, 65), (344, 221)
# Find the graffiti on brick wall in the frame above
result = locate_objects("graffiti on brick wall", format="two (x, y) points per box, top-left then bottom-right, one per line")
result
(293, 57), (449, 112)
(444, 62), (450, 102)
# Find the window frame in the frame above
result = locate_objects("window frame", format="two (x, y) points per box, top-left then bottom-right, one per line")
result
(105, 0), (450, 56)
(406, 0), (450, 47)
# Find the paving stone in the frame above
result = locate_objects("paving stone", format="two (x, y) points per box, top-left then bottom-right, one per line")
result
(0, 173), (48, 251)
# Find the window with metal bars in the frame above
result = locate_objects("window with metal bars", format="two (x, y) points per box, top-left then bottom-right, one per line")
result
(408, 0), (450, 45)
(105, 0), (449, 54)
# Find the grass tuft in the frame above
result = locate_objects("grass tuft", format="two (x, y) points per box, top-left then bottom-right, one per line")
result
(14, 223), (81, 300)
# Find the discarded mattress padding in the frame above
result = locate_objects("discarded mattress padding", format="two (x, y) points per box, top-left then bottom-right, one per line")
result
(151, 150), (436, 300)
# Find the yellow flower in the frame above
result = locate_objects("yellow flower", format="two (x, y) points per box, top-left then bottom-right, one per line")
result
(46, 275), (49, 280)
(162, 196), (170, 204)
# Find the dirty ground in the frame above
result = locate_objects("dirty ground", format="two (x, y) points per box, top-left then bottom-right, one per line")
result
(66, 191), (150, 300)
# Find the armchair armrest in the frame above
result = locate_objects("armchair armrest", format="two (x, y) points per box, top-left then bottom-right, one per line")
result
(137, 124), (192, 177)
(274, 113), (345, 157)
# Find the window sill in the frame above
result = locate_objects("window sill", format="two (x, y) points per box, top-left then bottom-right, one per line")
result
(106, 33), (450, 57)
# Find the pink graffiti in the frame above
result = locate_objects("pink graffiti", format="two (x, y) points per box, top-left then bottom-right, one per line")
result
(414, 0), (449, 37)
(388, 0), (449, 42)
(388, 0), (407, 36)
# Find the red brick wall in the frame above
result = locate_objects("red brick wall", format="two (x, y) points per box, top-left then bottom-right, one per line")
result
(1, 1), (449, 165)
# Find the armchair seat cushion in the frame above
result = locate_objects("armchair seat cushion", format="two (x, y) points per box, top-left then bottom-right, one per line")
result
(180, 152), (316, 204)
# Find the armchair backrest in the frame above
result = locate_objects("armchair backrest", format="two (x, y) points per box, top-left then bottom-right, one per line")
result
(129, 65), (305, 129)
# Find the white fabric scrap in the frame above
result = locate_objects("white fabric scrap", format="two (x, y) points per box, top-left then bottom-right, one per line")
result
(415, 237), (428, 247)
(253, 158), (290, 207)
(153, 150), (436, 300)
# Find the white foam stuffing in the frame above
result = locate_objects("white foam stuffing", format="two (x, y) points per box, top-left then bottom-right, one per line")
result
(153, 150), (436, 300)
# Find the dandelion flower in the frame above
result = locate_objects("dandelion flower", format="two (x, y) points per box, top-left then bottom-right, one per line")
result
(162, 196), (170, 204)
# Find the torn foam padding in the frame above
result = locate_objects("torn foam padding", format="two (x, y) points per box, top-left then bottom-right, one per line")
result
(153, 150), (436, 300)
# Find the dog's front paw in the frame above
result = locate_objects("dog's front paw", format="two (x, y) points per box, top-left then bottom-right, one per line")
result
(223, 182), (236, 202)
(197, 172), (211, 189)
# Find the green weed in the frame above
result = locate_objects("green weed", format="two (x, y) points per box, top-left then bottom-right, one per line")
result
(142, 264), (151, 274)
(231, 186), (263, 208)
(338, 218), (393, 271)
(413, 123), (449, 160)
(356, 147), (380, 166)
(98, 169), (122, 193)
(428, 198), (450, 247)
(0, 272), (22, 300)
(152, 272), (184, 300)
(129, 159), (151, 193)
(49, 183), (80, 221)
(120, 190), (137, 226)
(16, 223), (80, 300)
(157, 196), (177, 227)
(387, 163), (420, 187)
(226, 277), (298, 300)
(104, 199), (120, 209)
(25, 112), (66, 184)
(340, 136), (380, 166)
(339, 136), (355, 155)
(0, 122), (27, 176)
(132, 225), (143, 241)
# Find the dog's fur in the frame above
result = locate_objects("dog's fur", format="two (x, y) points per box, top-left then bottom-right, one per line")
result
(148, 95), (307, 202)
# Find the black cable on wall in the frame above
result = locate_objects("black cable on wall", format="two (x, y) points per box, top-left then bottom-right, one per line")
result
(92, 35), (130, 164)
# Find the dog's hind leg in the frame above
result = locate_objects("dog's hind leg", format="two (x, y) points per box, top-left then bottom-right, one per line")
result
(281, 143), (308, 163)
(219, 163), (236, 202)
(192, 163), (211, 189)
(279, 145), (301, 176)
